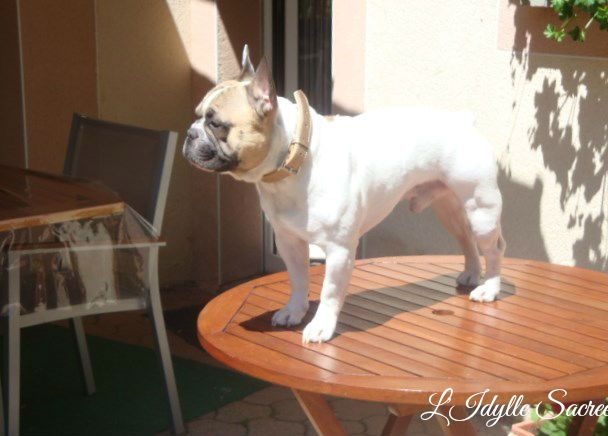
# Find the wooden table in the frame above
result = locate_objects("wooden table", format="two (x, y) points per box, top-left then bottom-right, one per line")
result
(0, 164), (123, 232)
(197, 256), (608, 436)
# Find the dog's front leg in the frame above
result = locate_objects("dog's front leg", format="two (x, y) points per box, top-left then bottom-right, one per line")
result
(302, 244), (355, 343)
(271, 230), (310, 327)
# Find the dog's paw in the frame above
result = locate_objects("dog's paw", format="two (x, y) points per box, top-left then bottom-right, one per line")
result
(457, 269), (480, 287)
(302, 313), (338, 343)
(271, 302), (309, 327)
(469, 277), (500, 302)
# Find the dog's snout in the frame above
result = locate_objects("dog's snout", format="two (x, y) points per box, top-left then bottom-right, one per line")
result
(187, 128), (199, 141)
(200, 143), (217, 160)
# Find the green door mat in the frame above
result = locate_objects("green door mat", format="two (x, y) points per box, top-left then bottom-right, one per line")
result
(2, 324), (266, 436)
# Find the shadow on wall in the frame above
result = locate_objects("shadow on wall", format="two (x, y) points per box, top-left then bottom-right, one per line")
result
(498, 170), (549, 262)
(509, 15), (608, 271)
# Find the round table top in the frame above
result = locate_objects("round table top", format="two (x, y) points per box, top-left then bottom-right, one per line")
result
(197, 256), (608, 405)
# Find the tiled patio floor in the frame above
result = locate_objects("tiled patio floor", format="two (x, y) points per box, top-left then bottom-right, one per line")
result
(77, 286), (524, 436)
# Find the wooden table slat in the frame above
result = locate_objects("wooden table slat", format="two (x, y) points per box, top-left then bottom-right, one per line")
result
(262, 278), (607, 371)
(369, 263), (608, 338)
(383, 261), (608, 308)
(252, 286), (498, 379)
(417, 263), (608, 331)
(505, 262), (608, 292)
(238, 304), (417, 377)
(225, 320), (369, 375)
(352, 266), (608, 352)
(266, 280), (566, 380)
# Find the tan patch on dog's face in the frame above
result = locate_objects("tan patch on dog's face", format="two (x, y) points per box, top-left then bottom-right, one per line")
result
(195, 80), (274, 173)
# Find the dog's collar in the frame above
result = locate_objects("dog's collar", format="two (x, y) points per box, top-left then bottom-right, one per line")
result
(261, 90), (312, 183)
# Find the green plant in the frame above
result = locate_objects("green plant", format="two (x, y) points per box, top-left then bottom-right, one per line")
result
(532, 402), (608, 436)
(544, 0), (608, 42)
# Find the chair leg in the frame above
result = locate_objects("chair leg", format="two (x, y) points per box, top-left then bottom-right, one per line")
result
(147, 247), (184, 435)
(4, 252), (21, 436)
(70, 317), (96, 395)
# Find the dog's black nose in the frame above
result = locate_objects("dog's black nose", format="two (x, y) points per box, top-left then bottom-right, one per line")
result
(187, 128), (199, 140)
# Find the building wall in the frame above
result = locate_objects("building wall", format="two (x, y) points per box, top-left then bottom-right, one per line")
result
(361, 0), (608, 271)
(16, 0), (98, 173)
(0, 0), (25, 168)
(332, 0), (365, 115)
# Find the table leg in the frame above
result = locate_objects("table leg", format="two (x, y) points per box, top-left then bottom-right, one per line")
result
(567, 415), (597, 436)
(437, 406), (477, 436)
(380, 405), (421, 436)
(567, 399), (604, 436)
(292, 389), (346, 436)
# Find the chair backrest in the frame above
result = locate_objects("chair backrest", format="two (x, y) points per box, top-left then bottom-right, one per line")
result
(64, 113), (177, 232)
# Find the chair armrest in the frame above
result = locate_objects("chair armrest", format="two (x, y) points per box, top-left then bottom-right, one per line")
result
(8, 238), (165, 256)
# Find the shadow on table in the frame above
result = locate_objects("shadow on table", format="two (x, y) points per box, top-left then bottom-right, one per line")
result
(239, 273), (516, 337)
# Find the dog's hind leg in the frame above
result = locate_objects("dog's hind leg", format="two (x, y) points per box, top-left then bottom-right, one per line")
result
(432, 190), (481, 286)
(461, 186), (506, 302)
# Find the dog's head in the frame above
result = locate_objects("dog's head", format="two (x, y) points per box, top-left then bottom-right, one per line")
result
(183, 46), (278, 176)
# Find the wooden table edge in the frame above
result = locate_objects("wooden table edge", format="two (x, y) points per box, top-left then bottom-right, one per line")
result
(0, 201), (125, 233)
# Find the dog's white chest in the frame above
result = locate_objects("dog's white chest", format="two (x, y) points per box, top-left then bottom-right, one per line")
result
(259, 187), (311, 237)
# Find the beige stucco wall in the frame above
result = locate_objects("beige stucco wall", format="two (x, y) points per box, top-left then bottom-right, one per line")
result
(361, 0), (608, 271)
(17, 0), (98, 173)
(332, 0), (365, 115)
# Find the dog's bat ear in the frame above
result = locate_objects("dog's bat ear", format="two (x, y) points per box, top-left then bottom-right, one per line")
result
(247, 57), (277, 116)
(239, 44), (255, 80)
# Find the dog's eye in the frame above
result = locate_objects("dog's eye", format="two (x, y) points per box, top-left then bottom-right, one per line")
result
(208, 120), (221, 129)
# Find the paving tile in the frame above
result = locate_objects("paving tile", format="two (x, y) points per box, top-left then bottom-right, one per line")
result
(186, 418), (247, 436)
(244, 386), (294, 405)
(304, 421), (317, 436)
(341, 419), (365, 434)
(420, 414), (444, 435)
(405, 416), (425, 434)
(247, 417), (306, 436)
(362, 414), (389, 435)
(331, 398), (388, 421)
(215, 401), (272, 423)
(272, 398), (308, 422)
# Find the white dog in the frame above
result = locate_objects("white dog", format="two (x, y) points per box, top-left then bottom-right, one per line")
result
(184, 46), (505, 343)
